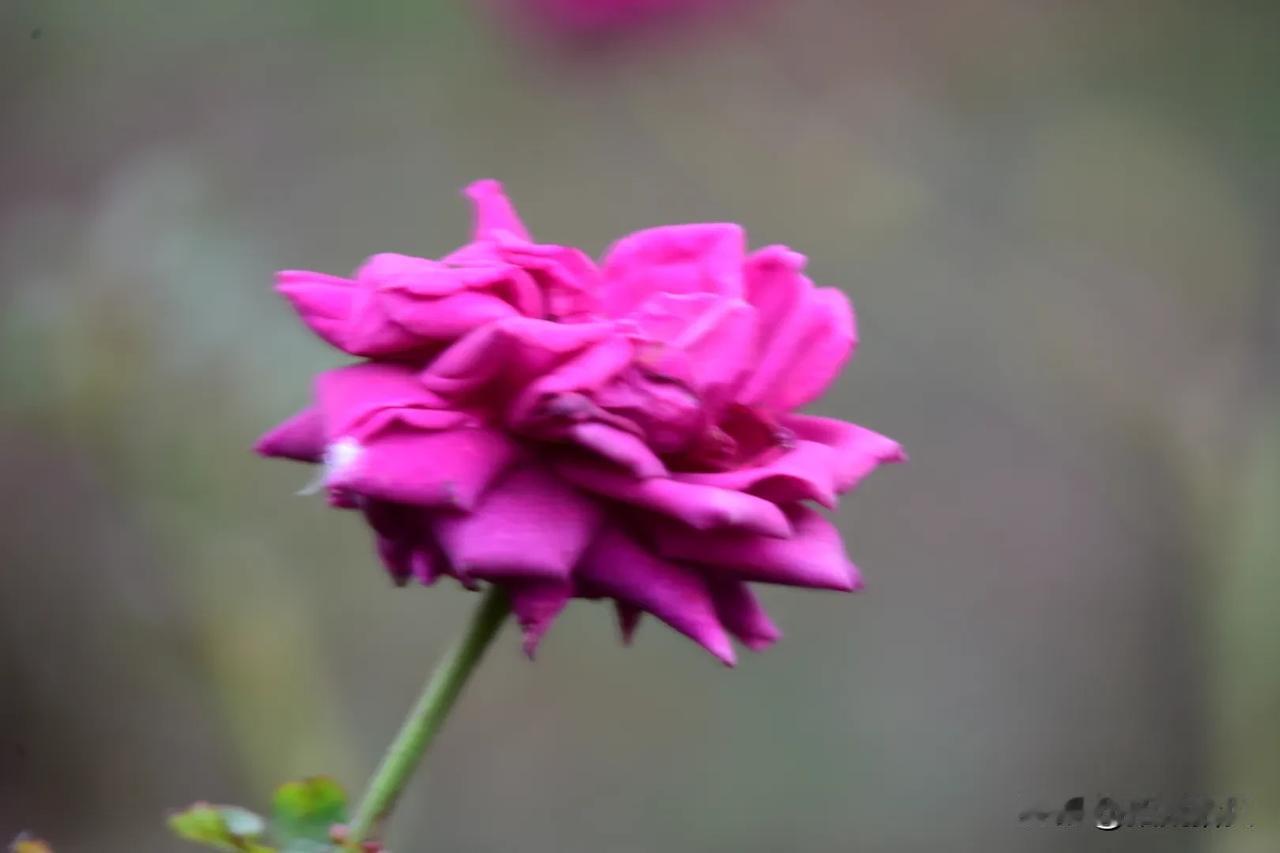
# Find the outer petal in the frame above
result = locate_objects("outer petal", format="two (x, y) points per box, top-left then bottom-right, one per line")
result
(421, 317), (614, 400)
(465, 179), (532, 242)
(709, 579), (781, 652)
(327, 425), (519, 511)
(627, 292), (758, 394)
(433, 464), (603, 581)
(275, 270), (357, 351)
(361, 252), (544, 321)
(364, 500), (440, 586)
(255, 406), (325, 463)
(567, 422), (667, 479)
(554, 459), (791, 537)
(315, 363), (460, 441)
(781, 414), (906, 492)
(600, 224), (745, 317)
(654, 504), (861, 591)
(738, 247), (857, 411)
(509, 579), (573, 657)
(675, 440), (841, 508)
(576, 525), (736, 664)
(614, 601), (643, 644)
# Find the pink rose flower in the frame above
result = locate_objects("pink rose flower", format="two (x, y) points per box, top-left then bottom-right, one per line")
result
(259, 180), (903, 664)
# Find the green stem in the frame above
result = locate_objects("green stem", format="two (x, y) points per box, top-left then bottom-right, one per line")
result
(347, 585), (510, 846)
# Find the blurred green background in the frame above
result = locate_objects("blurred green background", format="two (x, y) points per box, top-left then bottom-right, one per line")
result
(2, 1), (1277, 851)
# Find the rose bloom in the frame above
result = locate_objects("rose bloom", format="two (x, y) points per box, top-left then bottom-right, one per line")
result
(258, 180), (903, 664)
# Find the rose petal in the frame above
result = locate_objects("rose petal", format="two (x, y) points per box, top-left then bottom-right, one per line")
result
(576, 525), (736, 664)
(328, 425), (519, 510)
(255, 406), (325, 463)
(615, 601), (643, 644)
(275, 270), (358, 351)
(780, 414), (906, 492)
(434, 464), (602, 581)
(600, 223), (746, 317)
(465, 179), (532, 242)
(421, 317), (614, 399)
(628, 292), (758, 394)
(654, 504), (861, 591)
(567, 422), (667, 479)
(675, 440), (840, 508)
(509, 579), (573, 657)
(316, 363), (459, 441)
(554, 459), (791, 537)
(738, 248), (857, 411)
(709, 579), (781, 652)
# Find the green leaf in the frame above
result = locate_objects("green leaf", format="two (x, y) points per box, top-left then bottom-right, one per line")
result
(168, 803), (275, 852)
(271, 777), (348, 846)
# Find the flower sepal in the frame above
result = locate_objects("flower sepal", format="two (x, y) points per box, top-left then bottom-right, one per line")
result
(169, 776), (370, 853)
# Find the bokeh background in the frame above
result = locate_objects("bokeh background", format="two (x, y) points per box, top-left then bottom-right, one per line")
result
(2, 1), (1278, 851)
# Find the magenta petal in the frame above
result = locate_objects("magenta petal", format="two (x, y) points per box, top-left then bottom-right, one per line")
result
(614, 601), (643, 644)
(510, 336), (634, 412)
(315, 363), (453, 441)
(362, 252), (544, 322)
(508, 579), (572, 657)
(465, 179), (532, 242)
(255, 406), (325, 463)
(385, 289), (522, 340)
(434, 464), (602, 581)
(781, 414), (906, 492)
(600, 223), (746, 317)
(363, 500), (438, 586)
(328, 426), (519, 510)
(496, 238), (601, 320)
(275, 270), (357, 351)
(576, 526), (736, 665)
(568, 422), (667, 479)
(709, 580), (781, 652)
(738, 259), (857, 411)
(555, 460), (791, 537)
(628, 292), (759, 394)
(675, 440), (841, 508)
(422, 317), (614, 399)
(654, 505), (860, 591)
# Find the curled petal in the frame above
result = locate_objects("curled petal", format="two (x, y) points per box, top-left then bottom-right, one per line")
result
(509, 336), (635, 417)
(576, 526), (736, 665)
(421, 317), (614, 399)
(555, 460), (791, 537)
(509, 579), (573, 657)
(654, 505), (861, 591)
(738, 247), (856, 411)
(675, 440), (841, 508)
(465, 179), (532, 242)
(601, 224), (745, 317)
(361, 252), (544, 322)
(567, 422), (667, 478)
(628, 293), (758, 394)
(709, 579), (781, 652)
(255, 406), (325, 463)
(615, 601), (643, 644)
(316, 363), (460, 441)
(434, 464), (602, 581)
(494, 237), (601, 320)
(781, 414), (906, 492)
(327, 425), (519, 511)
(364, 500), (440, 586)
(275, 270), (359, 351)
